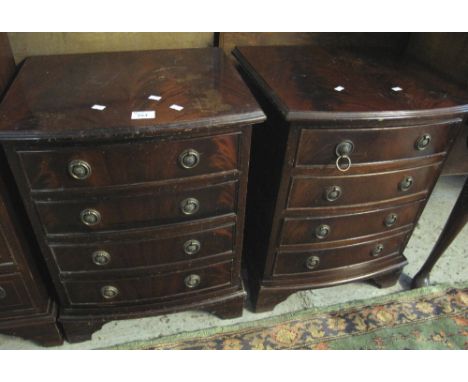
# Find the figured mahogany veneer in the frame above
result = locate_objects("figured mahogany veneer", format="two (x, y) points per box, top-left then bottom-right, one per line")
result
(234, 45), (468, 312)
(0, 48), (265, 343)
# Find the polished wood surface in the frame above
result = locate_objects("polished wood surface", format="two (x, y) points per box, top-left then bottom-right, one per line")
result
(234, 46), (468, 121)
(52, 222), (234, 274)
(412, 176), (468, 288)
(0, 48), (265, 342)
(235, 45), (468, 312)
(0, 48), (264, 140)
(288, 163), (440, 209)
(19, 132), (239, 191)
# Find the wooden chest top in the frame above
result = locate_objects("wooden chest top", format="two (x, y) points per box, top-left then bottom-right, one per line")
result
(233, 45), (468, 121)
(0, 48), (265, 140)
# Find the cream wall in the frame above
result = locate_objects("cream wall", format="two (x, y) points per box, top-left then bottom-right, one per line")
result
(8, 32), (214, 63)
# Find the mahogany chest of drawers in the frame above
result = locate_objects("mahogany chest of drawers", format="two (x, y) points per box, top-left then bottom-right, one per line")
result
(0, 48), (264, 342)
(234, 45), (468, 312)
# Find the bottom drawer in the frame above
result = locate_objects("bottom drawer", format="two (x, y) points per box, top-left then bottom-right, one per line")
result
(63, 261), (233, 305)
(0, 273), (34, 312)
(273, 230), (411, 277)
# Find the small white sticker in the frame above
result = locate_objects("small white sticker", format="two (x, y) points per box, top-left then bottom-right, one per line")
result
(148, 95), (162, 101)
(169, 104), (184, 111)
(334, 86), (345, 92)
(91, 104), (106, 111)
(392, 86), (403, 92)
(131, 111), (156, 120)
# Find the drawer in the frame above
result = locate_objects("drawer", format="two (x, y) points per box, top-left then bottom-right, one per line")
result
(288, 163), (440, 209)
(274, 230), (411, 276)
(18, 133), (240, 191)
(296, 121), (459, 167)
(0, 229), (15, 270)
(35, 181), (237, 236)
(280, 200), (424, 246)
(51, 224), (235, 273)
(63, 261), (233, 305)
(0, 273), (34, 312)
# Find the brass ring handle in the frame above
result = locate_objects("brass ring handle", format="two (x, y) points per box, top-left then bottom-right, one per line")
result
(0, 286), (6, 299)
(179, 149), (200, 169)
(305, 255), (320, 270)
(399, 176), (414, 192)
(184, 274), (201, 289)
(68, 159), (92, 180)
(371, 244), (384, 257)
(92, 250), (111, 266)
(180, 198), (200, 215)
(315, 224), (331, 240)
(336, 155), (352, 172)
(324, 185), (342, 202)
(415, 134), (432, 151)
(183, 239), (201, 255)
(384, 213), (398, 228)
(80, 208), (101, 226)
(101, 285), (119, 299)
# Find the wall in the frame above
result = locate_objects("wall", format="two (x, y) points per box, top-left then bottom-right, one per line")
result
(8, 32), (214, 64)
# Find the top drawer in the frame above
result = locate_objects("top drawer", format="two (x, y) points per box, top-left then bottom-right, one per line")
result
(296, 121), (459, 167)
(18, 133), (240, 191)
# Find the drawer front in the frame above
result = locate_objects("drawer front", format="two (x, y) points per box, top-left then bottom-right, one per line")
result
(0, 228), (15, 269)
(19, 133), (239, 191)
(296, 122), (459, 166)
(281, 200), (423, 246)
(52, 224), (235, 273)
(35, 181), (237, 236)
(274, 230), (410, 276)
(0, 274), (34, 312)
(288, 163), (440, 209)
(63, 261), (232, 305)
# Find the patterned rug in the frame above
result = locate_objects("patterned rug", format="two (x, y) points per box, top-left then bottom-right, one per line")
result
(106, 284), (468, 350)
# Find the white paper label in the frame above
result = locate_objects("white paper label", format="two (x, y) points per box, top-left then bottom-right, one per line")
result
(148, 95), (162, 101)
(392, 86), (403, 92)
(131, 110), (156, 120)
(334, 86), (345, 92)
(169, 104), (184, 111)
(91, 104), (106, 111)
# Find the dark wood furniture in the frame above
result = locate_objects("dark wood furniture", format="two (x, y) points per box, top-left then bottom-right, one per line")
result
(0, 48), (264, 343)
(412, 175), (468, 288)
(0, 33), (63, 346)
(234, 45), (468, 312)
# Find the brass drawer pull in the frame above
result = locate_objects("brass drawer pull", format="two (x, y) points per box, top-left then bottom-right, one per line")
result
(183, 239), (201, 255)
(384, 213), (398, 227)
(179, 149), (200, 169)
(0, 286), (6, 299)
(68, 159), (92, 180)
(399, 176), (414, 192)
(371, 243), (384, 257)
(335, 140), (354, 157)
(80, 208), (101, 226)
(305, 255), (320, 270)
(101, 285), (119, 299)
(180, 198), (200, 215)
(184, 274), (201, 289)
(415, 134), (432, 151)
(335, 140), (354, 172)
(324, 185), (342, 202)
(92, 250), (111, 266)
(315, 224), (331, 239)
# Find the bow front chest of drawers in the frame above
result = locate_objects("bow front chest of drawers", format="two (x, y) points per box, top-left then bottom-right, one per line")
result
(234, 46), (468, 312)
(0, 48), (264, 342)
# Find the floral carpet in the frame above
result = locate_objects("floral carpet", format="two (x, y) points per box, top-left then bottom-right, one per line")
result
(107, 284), (468, 350)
